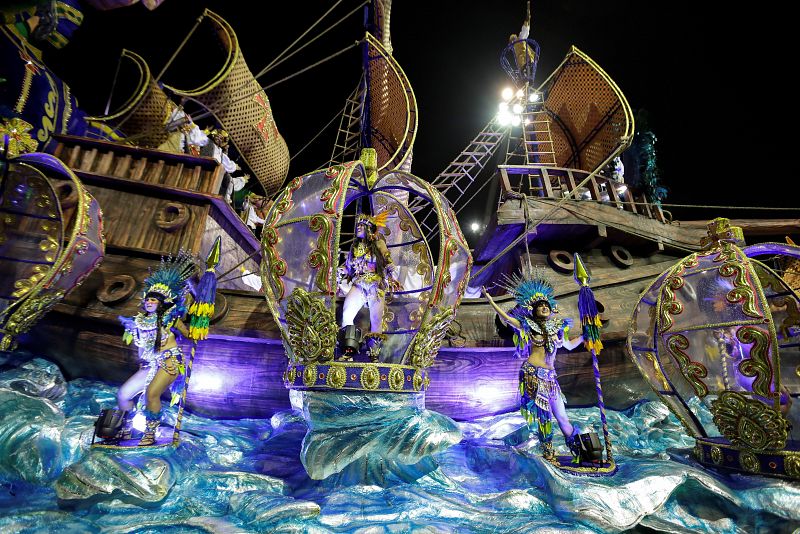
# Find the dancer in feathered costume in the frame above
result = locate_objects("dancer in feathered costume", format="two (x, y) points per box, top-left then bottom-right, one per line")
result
(117, 251), (197, 446)
(337, 211), (402, 360)
(482, 266), (585, 461)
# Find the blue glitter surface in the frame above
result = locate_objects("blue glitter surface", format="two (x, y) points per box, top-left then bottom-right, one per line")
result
(0, 355), (798, 533)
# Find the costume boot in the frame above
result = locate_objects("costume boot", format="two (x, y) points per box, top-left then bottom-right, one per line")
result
(540, 440), (556, 461)
(565, 425), (582, 464)
(138, 408), (162, 446)
(338, 325), (361, 361)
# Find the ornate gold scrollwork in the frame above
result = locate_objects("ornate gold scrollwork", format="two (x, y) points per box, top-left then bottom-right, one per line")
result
(0, 289), (66, 350)
(303, 364), (318, 387)
(360, 364), (380, 390)
(388, 367), (405, 391)
(260, 178), (303, 300)
(326, 364), (347, 389)
(711, 390), (788, 451)
(308, 214), (334, 293)
(736, 326), (774, 399)
(681, 255), (700, 270)
(285, 288), (337, 364)
(409, 290), (430, 324)
(431, 239), (458, 307)
(413, 369), (423, 391)
(659, 272), (685, 333)
(666, 334), (709, 397)
(739, 451), (760, 473)
(408, 306), (454, 368)
(786, 455), (800, 478)
(260, 226), (287, 300)
(321, 164), (348, 214)
(719, 261), (761, 318)
(711, 242), (736, 264)
(710, 445), (723, 465)
(12, 265), (49, 298)
(265, 179), (300, 227)
(412, 242), (432, 285)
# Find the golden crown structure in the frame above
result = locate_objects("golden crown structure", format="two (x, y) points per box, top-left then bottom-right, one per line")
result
(627, 218), (800, 480)
(259, 153), (472, 394)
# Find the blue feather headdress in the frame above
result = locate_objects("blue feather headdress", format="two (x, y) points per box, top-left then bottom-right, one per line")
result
(142, 250), (198, 319)
(499, 265), (558, 313)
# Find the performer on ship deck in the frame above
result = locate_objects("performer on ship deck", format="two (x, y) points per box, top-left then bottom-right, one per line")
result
(117, 252), (196, 446)
(482, 267), (586, 461)
(337, 212), (402, 360)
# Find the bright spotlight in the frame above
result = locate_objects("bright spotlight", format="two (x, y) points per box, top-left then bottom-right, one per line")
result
(501, 87), (514, 101)
(529, 92), (540, 102)
(515, 88), (525, 98)
(498, 111), (512, 126)
(470, 222), (480, 232)
(510, 115), (521, 127)
(132, 412), (146, 432)
(498, 102), (509, 112)
(512, 103), (523, 114)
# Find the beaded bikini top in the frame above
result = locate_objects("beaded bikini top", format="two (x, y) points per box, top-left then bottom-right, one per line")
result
(515, 316), (566, 355)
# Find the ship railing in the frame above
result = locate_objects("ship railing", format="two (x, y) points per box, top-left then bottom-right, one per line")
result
(49, 134), (226, 196)
(497, 164), (666, 223)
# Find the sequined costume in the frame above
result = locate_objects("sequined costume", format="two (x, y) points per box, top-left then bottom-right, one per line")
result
(338, 212), (401, 335)
(121, 313), (186, 403)
(343, 240), (390, 301)
(487, 266), (583, 460)
(116, 250), (196, 446)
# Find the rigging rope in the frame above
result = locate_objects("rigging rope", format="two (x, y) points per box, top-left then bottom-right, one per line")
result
(254, 0), (348, 79)
(257, 1), (368, 78)
(190, 40), (362, 124)
(290, 104), (348, 162)
(197, 0), (365, 120)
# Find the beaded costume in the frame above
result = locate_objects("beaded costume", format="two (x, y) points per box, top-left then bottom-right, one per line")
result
(118, 250), (197, 445)
(500, 267), (580, 459)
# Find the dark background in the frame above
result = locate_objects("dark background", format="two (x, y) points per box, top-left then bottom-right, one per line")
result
(46, 0), (791, 236)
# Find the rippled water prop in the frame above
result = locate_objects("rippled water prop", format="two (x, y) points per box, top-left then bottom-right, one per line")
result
(260, 150), (471, 482)
(627, 217), (800, 480)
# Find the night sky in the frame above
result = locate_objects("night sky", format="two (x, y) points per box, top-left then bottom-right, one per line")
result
(47, 0), (787, 233)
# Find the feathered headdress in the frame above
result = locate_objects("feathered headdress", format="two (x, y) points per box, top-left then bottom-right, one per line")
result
(356, 211), (389, 229)
(499, 265), (558, 312)
(142, 250), (198, 310)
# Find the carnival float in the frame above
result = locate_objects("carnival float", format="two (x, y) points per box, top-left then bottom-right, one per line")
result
(0, 0), (798, 531)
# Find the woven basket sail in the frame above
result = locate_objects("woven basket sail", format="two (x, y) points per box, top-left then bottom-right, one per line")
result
(331, 30), (417, 174)
(538, 46), (634, 174)
(86, 49), (175, 148)
(164, 10), (290, 196)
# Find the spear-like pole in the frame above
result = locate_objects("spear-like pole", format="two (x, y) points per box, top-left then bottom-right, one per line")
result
(173, 236), (221, 446)
(573, 253), (613, 464)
